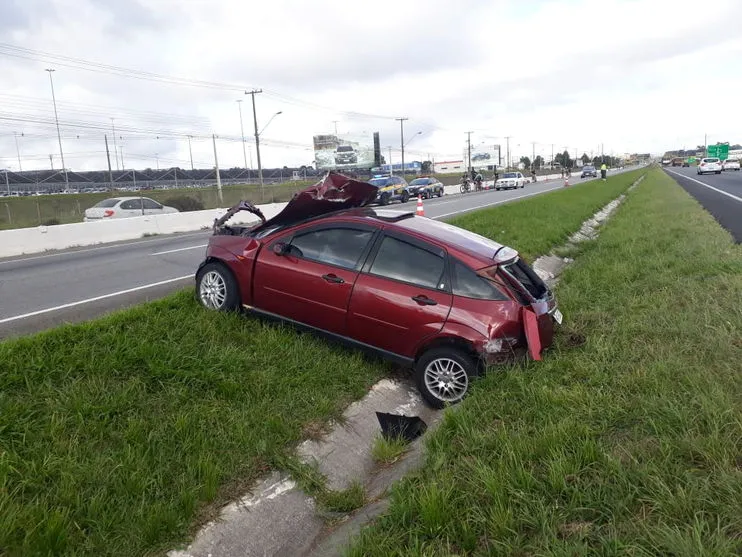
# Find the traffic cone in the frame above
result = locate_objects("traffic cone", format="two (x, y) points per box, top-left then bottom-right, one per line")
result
(416, 195), (425, 217)
(564, 176), (569, 187)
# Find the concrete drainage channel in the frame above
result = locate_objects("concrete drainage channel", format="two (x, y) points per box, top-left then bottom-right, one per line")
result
(532, 174), (645, 286)
(169, 173), (647, 557)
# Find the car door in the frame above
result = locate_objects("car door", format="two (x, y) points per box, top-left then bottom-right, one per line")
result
(142, 198), (165, 215)
(252, 223), (377, 335)
(118, 199), (142, 218)
(347, 232), (453, 358)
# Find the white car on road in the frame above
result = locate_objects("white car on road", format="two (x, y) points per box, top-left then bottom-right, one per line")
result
(495, 172), (526, 190)
(697, 158), (722, 175)
(84, 197), (179, 221)
(722, 158), (740, 171)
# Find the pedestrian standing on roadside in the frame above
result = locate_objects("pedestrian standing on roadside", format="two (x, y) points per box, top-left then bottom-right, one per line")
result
(600, 162), (607, 181)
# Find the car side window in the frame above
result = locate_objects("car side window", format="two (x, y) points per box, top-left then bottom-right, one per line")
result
(119, 200), (139, 210)
(452, 262), (508, 301)
(369, 236), (445, 290)
(142, 199), (162, 210)
(289, 227), (374, 269)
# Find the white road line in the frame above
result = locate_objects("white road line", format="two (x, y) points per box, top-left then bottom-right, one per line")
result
(151, 244), (207, 256)
(666, 169), (742, 203)
(432, 185), (564, 219)
(0, 232), (208, 265)
(0, 275), (193, 325)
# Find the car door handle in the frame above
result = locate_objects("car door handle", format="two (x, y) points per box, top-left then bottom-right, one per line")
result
(411, 295), (437, 306)
(322, 274), (345, 284)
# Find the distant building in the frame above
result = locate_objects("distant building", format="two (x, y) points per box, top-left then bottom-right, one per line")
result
(433, 160), (465, 174)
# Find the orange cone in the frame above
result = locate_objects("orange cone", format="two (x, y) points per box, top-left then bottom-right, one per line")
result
(564, 177), (569, 187)
(416, 195), (425, 217)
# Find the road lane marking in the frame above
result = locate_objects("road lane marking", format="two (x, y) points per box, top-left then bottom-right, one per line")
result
(0, 275), (193, 325)
(666, 169), (742, 204)
(432, 185), (564, 219)
(151, 244), (207, 256)
(0, 232), (209, 266)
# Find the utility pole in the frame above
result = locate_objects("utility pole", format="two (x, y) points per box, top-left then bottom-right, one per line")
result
(187, 135), (194, 171)
(14, 132), (22, 171)
(120, 146), (126, 169)
(49, 154), (54, 170)
(396, 117), (408, 178)
(212, 134), (223, 203)
(111, 118), (120, 171)
(155, 153), (160, 171)
(388, 146), (393, 175)
(532, 142), (536, 169)
(236, 100), (248, 170)
(46, 68), (69, 190)
(466, 131), (473, 173)
(704, 133), (707, 155)
(245, 89), (264, 192)
(505, 136), (511, 170)
(551, 144), (554, 169)
(104, 134), (113, 189)
(332, 120), (339, 136)
(4, 168), (9, 195)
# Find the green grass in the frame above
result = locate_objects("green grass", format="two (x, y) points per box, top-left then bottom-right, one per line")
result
(449, 168), (644, 260)
(0, 167), (647, 556)
(0, 181), (315, 231)
(0, 292), (383, 556)
(372, 435), (411, 465)
(345, 168), (742, 555)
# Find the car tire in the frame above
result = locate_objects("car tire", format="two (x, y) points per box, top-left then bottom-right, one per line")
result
(401, 191), (410, 203)
(380, 193), (390, 205)
(716, 171), (721, 174)
(196, 262), (240, 312)
(415, 346), (479, 409)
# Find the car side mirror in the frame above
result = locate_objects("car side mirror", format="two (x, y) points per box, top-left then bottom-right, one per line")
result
(273, 242), (289, 256)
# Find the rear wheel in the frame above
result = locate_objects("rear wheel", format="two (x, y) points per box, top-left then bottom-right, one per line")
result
(716, 171), (722, 174)
(401, 191), (410, 203)
(415, 347), (479, 408)
(196, 262), (240, 311)
(380, 193), (390, 205)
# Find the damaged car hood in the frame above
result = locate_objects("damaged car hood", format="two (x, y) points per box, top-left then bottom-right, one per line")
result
(250, 171), (378, 233)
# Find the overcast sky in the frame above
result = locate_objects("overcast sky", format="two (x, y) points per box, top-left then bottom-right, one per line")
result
(1, 0), (741, 173)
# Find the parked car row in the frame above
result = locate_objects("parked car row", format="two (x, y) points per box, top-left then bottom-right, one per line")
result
(368, 174), (445, 205)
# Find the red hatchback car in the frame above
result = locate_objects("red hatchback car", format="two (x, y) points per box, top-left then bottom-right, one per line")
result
(196, 173), (561, 408)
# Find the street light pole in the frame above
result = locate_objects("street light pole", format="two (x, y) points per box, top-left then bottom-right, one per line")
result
(46, 68), (68, 190)
(396, 117), (408, 178)
(14, 132), (22, 171)
(236, 100), (248, 170)
(187, 135), (194, 171)
(111, 118), (120, 171)
(246, 89), (265, 192)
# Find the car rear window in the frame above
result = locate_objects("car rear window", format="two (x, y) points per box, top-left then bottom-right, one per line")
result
(501, 258), (548, 300)
(337, 146), (353, 152)
(93, 199), (120, 208)
(703, 158), (720, 163)
(452, 262), (508, 301)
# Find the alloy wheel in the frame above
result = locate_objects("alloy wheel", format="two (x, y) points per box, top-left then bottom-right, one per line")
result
(199, 270), (227, 309)
(423, 358), (468, 403)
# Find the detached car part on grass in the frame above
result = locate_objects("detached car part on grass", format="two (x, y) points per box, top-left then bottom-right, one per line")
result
(196, 171), (562, 408)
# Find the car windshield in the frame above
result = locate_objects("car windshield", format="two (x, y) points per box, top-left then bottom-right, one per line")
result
(369, 178), (391, 186)
(93, 198), (120, 208)
(409, 178), (431, 185)
(584, 166), (595, 170)
(502, 173), (518, 179)
(337, 146), (353, 152)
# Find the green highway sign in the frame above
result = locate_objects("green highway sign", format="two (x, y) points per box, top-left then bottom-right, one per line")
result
(707, 143), (729, 160)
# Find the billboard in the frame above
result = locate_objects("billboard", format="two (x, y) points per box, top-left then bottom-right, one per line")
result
(464, 144), (502, 169)
(313, 133), (375, 170)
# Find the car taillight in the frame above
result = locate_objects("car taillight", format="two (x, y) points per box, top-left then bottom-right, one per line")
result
(104, 209), (115, 217)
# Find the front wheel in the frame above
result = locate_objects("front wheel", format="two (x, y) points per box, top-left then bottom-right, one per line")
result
(196, 262), (240, 311)
(380, 193), (390, 205)
(401, 191), (410, 203)
(415, 347), (479, 408)
(460, 184), (468, 194)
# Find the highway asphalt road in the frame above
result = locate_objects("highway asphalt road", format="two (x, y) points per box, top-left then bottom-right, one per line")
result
(0, 170), (626, 339)
(664, 167), (742, 242)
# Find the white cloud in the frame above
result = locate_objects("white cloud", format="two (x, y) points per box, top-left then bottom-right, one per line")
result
(1, 0), (741, 173)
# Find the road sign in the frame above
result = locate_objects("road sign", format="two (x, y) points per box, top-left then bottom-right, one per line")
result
(707, 143), (729, 160)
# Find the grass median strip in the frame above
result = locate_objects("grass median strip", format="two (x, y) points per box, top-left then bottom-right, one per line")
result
(346, 168), (742, 555)
(449, 168), (644, 260)
(0, 169), (645, 556)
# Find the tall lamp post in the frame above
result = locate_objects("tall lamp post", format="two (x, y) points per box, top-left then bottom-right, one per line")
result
(236, 100), (249, 171)
(254, 110), (282, 191)
(46, 68), (69, 190)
